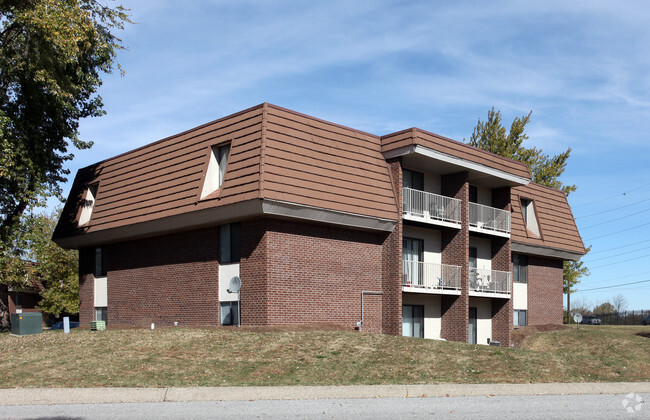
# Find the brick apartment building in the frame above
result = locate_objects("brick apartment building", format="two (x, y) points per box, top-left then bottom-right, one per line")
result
(53, 103), (585, 346)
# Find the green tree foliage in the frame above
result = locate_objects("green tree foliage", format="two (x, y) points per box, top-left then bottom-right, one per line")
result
(0, 209), (78, 329)
(592, 301), (615, 315)
(467, 107), (576, 195)
(26, 210), (79, 315)
(563, 246), (591, 294)
(0, 0), (129, 329)
(467, 108), (589, 311)
(0, 0), (130, 244)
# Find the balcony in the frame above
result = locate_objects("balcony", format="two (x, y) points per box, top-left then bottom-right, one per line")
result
(469, 202), (511, 236)
(403, 188), (461, 228)
(402, 261), (461, 294)
(469, 267), (511, 297)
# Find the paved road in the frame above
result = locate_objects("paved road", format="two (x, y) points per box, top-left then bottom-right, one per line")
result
(0, 393), (647, 419)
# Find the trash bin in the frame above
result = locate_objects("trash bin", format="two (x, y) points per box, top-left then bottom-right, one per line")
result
(11, 313), (43, 336)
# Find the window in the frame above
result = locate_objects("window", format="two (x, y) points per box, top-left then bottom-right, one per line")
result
(520, 198), (540, 236)
(221, 301), (239, 326)
(95, 307), (107, 323)
(469, 247), (478, 287)
(403, 169), (424, 190)
(403, 237), (424, 286)
(402, 305), (424, 338)
(78, 184), (99, 226)
(94, 247), (107, 277)
(469, 185), (478, 203)
(512, 254), (528, 283)
(219, 223), (241, 264)
(513, 309), (527, 327)
(200, 143), (230, 198)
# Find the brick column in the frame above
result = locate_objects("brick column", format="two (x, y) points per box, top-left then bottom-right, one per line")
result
(240, 218), (269, 326)
(382, 157), (403, 335)
(78, 247), (95, 327)
(440, 171), (469, 342)
(491, 186), (512, 346)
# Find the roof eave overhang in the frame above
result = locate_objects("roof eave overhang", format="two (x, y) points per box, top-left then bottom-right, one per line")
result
(511, 241), (585, 261)
(53, 199), (397, 249)
(383, 145), (530, 187)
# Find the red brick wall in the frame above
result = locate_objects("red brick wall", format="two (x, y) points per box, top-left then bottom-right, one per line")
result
(78, 247), (95, 326)
(263, 219), (385, 332)
(528, 256), (564, 325)
(491, 237), (512, 346)
(492, 298), (512, 346)
(105, 228), (220, 328)
(382, 158), (403, 335)
(240, 218), (269, 326)
(440, 171), (469, 342)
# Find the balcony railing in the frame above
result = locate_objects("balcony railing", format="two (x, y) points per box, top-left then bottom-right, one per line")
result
(469, 268), (511, 295)
(403, 261), (462, 291)
(469, 202), (511, 234)
(403, 188), (461, 225)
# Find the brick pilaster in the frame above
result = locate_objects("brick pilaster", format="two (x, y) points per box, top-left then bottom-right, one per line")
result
(440, 171), (469, 342)
(382, 157), (403, 335)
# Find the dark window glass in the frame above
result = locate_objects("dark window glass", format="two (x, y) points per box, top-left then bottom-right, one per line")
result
(469, 185), (478, 203)
(403, 169), (424, 191)
(402, 305), (424, 338)
(95, 307), (107, 323)
(219, 223), (241, 264)
(513, 254), (528, 283)
(521, 199), (530, 223)
(94, 247), (107, 277)
(221, 301), (239, 326)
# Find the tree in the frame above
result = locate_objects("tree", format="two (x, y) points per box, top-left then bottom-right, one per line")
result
(0, 0), (129, 329)
(467, 107), (575, 195)
(0, 209), (78, 331)
(611, 294), (627, 314)
(467, 108), (589, 323)
(0, 0), (130, 244)
(593, 301), (615, 315)
(26, 210), (79, 316)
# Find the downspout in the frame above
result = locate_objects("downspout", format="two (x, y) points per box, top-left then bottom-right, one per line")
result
(358, 291), (384, 330)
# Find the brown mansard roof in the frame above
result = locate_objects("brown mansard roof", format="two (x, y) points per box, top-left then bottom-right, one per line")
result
(53, 104), (399, 243)
(54, 103), (583, 259)
(511, 182), (586, 256)
(382, 128), (531, 179)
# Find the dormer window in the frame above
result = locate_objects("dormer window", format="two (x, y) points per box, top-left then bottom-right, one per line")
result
(200, 143), (230, 199)
(521, 198), (540, 237)
(78, 184), (98, 226)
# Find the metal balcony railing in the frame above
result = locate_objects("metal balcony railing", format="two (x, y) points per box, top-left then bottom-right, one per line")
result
(402, 261), (462, 291)
(403, 188), (461, 225)
(469, 202), (511, 234)
(469, 267), (511, 294)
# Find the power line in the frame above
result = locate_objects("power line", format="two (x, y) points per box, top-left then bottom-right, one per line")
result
(584, 220), (650, 241)
(581, 270), (650, 287)
(577, 279), (650, 292)
(582, 245), (650, 262)
(589, 252), (650, 269)
(587, 238), (650, 255)
(576, 197), (650, 219)
(579, 207), (650, 229)
(572, 182), (650, 209)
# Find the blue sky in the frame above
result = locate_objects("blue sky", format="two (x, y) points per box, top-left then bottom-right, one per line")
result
(62, 0), (650, 310)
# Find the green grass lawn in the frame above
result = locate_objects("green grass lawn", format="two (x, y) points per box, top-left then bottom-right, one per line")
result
(1, 325), (648, 388)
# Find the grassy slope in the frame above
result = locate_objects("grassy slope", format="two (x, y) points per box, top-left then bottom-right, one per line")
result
(1, 325), (647, 388)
